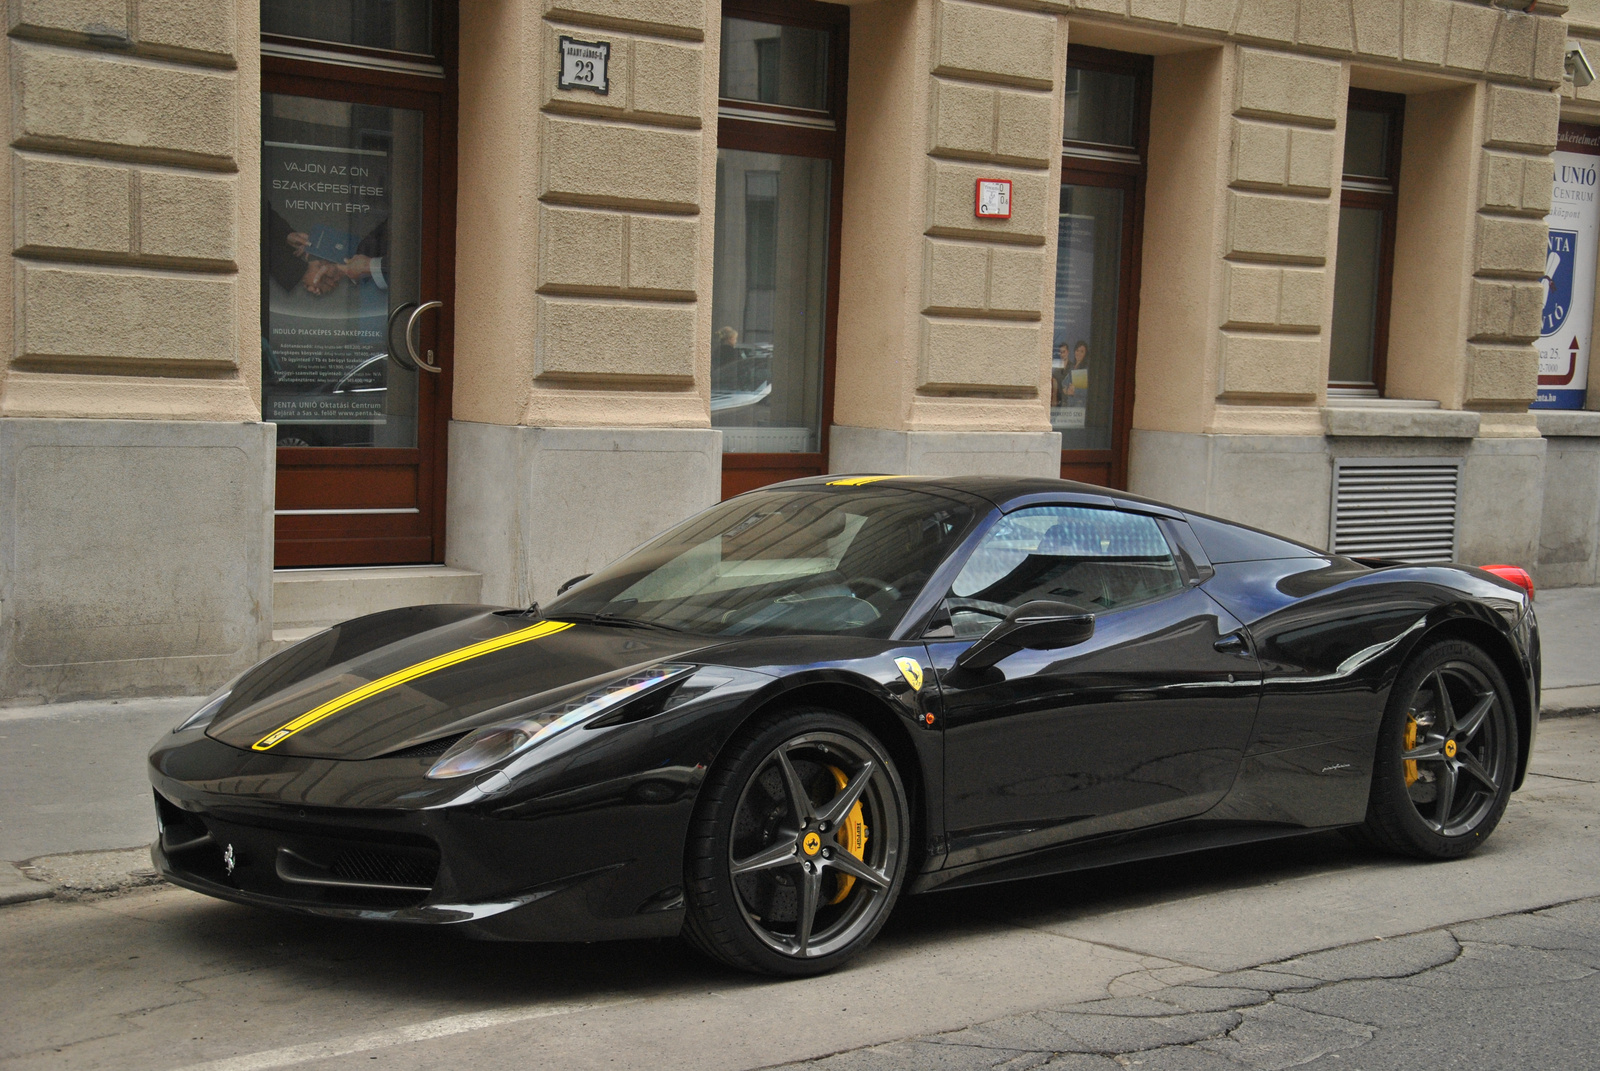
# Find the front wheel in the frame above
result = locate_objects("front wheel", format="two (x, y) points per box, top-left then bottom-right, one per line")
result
(683, 709), (910, 976)
(1358, 640), (1518, 859)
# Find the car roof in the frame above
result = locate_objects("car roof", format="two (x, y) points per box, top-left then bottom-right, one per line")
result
(767, 473), (1185, 515)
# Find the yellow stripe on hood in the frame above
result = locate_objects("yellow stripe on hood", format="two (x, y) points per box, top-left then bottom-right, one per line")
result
(252, 620), (574, 751)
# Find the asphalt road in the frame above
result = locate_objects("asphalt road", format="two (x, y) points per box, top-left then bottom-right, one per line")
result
(2, 716), (1597, 1071)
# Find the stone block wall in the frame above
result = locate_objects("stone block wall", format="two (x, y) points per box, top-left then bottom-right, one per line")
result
(453, 0), (715, 431)
(0, 0), (259, 421)
(0, 1), (272, 701)
(831, 0), (1063, 466)
(1216, 47), (1340, 410)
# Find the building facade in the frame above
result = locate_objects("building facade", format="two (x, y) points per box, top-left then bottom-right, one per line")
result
(2, 0), (1599, 702)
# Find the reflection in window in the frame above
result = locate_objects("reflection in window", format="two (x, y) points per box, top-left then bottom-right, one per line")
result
(1329, 93), (1403, 392)
(719, 17), (829, 111)
(262, 0), (433, 55)
(712, 150), (830, 453)
(947, 506), (1183, 637)
(1342, 108), (1391, 179)
(1063, 66), (1137, 147)
(1051, 185), (1123, 451)
(550, 489), (974, 639)
(1329, 207), (1384, 385)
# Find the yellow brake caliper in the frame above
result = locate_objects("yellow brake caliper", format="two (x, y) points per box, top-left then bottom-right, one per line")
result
(826, 766), (869, 904)
(1403, 716), (1419, 786)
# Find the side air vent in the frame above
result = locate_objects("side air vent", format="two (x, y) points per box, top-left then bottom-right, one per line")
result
(1330, 459), (1461, 564)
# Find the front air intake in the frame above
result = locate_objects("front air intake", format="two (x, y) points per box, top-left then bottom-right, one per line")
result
(1330, 459), (1461, 564)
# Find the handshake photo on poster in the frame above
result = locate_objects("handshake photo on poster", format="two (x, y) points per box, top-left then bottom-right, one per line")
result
(267, 206), (389, 298)
(284, 224), (386, 296)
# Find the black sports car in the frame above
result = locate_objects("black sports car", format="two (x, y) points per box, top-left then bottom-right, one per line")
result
(149, 475), (1541, 975)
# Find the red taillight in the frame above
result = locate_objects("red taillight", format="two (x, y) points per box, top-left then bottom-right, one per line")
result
(1480, 564), (1534, 601)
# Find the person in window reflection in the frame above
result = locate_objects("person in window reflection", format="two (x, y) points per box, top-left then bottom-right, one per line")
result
(1063, 339), (1090, 407)
(714, 326), (740, 389)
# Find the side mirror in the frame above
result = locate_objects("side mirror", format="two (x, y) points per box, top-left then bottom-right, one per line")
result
(954, 599), (1095, 671)
(557, 573), (592, 595)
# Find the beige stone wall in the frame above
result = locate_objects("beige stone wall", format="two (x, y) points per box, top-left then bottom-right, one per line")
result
(832, 0), (1066, 437)
(1066, 0), (1564, 441)
(453, 0), (716, 430)
(0, 0), (259, 422)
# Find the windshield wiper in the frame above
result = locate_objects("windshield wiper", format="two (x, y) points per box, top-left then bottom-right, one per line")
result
(552, 611), (684, 633)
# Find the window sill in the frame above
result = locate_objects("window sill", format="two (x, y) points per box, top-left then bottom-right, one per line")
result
(1535, 410), (1600, 438)
(1322, 404), (1478, 439)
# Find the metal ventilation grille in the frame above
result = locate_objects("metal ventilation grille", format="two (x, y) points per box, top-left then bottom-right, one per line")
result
(1331, 461), (1460, 563)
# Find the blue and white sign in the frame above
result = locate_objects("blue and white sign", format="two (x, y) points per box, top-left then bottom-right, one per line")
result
(1542, 229), (1576, 337)
(1537, 146), (1598, 408)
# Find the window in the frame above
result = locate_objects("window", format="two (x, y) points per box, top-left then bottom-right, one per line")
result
(262, 0), (435, 58)
(943, 506), (1185, 638)
(712, 4), (848, 498)
(549, 488), (975, 639)
(1329, 90), (1404, 394)
(1055, 47), (1151, 490)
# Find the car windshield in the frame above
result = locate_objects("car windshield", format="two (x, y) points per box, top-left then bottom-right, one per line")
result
(546, 488), (976, 638)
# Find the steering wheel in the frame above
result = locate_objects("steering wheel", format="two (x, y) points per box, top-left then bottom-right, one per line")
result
(843, 576), (901, 601)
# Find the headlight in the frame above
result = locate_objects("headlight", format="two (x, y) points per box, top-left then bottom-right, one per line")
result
(426, 663), (698, 779)
(173, 685), (234, 734)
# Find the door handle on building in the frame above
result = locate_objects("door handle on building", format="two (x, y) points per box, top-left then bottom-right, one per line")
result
(405, 301), (444, 373)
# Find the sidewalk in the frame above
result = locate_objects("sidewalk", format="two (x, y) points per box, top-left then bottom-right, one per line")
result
(1531, 585), (1600, 715)
(2, 586), (1596, 884)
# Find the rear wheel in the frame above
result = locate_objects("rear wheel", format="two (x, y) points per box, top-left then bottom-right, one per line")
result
(683, 708), (910, 976)
(1359, 640), (1517, 859)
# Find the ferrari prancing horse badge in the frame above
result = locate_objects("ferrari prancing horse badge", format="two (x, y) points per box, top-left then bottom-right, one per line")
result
(895, 657), (924, 691)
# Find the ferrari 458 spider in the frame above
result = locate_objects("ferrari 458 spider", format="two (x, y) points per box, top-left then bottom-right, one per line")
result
(149, 475), (1540, 975)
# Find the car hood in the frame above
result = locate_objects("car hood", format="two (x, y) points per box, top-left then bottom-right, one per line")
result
(205, 607), (724, 760)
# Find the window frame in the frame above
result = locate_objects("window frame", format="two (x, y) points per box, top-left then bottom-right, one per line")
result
(261, 0), (447, 72)
(1057, 45), (1151, 491)
(714, 0), (849, 499)
(1329, 88), (1405, 396)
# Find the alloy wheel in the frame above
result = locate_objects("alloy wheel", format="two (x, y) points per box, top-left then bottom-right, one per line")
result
(727, 730), (903, 960)
(1399, 661), (1509, 837)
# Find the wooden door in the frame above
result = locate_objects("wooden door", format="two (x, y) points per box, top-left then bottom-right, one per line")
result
(713, 1), (848, 498)
(261, 9), (456, 566)
(1053, 46), (1149, 490)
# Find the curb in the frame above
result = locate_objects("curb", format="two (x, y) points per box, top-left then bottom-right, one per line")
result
(1543, 684), (1600, 720)
(0, 863), (53, 905)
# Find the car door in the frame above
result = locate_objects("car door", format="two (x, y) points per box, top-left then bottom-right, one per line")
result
(929, 504), (1262, 868)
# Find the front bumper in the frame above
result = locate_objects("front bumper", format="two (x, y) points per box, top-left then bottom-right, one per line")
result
(148, 732), (698, 942)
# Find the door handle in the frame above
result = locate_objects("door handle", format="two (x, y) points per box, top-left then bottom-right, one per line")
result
(405, 300), (444, 374)
(385, 301), (417, 370)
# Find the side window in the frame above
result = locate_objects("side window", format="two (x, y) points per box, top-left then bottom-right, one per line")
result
(944, 506), (1185, 638)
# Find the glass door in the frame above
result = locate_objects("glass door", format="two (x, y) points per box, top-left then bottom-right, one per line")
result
(713, 2), (848, 498)
(261, 2), (455, 566)
(1054, 47), (1149, 490)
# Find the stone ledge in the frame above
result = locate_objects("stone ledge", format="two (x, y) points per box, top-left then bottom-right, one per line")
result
(272, 565), (486, 630)
(1535, 410), (1600, 437)
(1322, 406), (1480, 438)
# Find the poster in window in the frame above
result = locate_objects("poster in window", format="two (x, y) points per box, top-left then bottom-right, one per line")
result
(1537, 126), (1598, 409)
(262, 140), (393, 427)
(1052, 214), (1094, 430)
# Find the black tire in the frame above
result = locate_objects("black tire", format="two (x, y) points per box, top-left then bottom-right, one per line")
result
(1359, 639), (1518, 859)
(683, 707), (910, 976)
